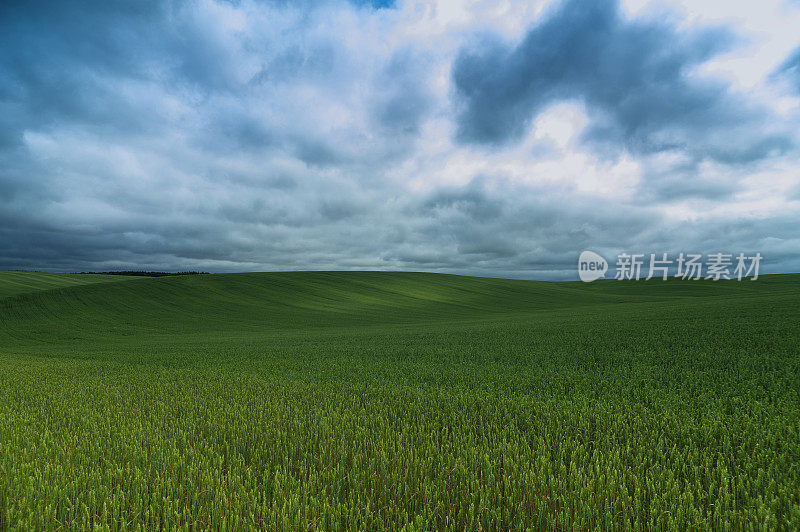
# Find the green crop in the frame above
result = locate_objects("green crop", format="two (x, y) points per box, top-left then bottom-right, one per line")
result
(0, 271), (139, 299)
(0, 271), (798, 529)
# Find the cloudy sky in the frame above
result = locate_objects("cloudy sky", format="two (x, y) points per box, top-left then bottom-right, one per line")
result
(1, 0), (799, 279)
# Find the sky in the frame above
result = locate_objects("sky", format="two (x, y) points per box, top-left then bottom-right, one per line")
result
(1, 0), (799, 280)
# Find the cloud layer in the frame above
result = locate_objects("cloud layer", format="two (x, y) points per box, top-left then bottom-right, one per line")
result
(453, 0), (791, 163)
(1, 0), (799, 279)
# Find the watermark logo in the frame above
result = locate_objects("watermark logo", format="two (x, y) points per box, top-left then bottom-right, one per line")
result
(578, 251), (762, 282)
(578, 250), (608, 282)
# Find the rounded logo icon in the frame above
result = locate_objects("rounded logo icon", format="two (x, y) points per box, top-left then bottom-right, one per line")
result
(578, 250), (607, 282)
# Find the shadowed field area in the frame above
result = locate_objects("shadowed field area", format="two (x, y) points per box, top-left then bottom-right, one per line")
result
(1, 271), (798, 529)
(0, 271), (140, 299)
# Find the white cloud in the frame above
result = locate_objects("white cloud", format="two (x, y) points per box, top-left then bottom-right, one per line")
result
(0, 0), (799, 278)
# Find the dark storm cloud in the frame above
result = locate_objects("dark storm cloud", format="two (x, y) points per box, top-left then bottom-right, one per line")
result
(776, 46), (800, 90)
(635, 158), (737, 202)
(385, 177), (661, 277)
(372, 49), (434, 134)
(452, 0), (793, 163)
(0, 0), (798, 279)
(0, 1), (168, 142)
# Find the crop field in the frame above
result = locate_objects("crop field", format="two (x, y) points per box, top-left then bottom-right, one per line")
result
(0, 271), (139, 299)
(0, 271), (798, 529)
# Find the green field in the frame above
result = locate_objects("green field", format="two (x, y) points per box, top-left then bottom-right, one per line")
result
(0, 271), (139, 299)
(0, 271), (798, 529)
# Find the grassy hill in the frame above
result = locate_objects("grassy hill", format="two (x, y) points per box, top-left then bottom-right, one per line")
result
(0, 270), (140, 299)
(0, 271), (798, 528)
(3, 270), (796, 341)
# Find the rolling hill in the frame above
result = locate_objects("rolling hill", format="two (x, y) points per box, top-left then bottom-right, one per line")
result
(0, 271), (798, 529)
(0, 270), (140, 299)
(2, 270), (797, 343)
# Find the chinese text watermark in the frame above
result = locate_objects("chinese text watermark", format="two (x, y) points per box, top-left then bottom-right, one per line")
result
(578, 252), (762, 282)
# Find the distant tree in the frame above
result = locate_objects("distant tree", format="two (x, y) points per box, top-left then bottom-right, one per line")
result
(79, 271), (209, 277)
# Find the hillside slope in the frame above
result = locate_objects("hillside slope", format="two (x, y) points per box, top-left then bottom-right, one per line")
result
(0, 270), (141, 299)
(0, 271), (798, 528)
(2, 270), (797, 370)
(2, 271), (797, 344)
